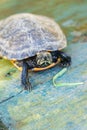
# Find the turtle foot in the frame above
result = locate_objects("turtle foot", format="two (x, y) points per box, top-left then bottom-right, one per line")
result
(60, 56), (71, 67)
(22, 82), (32, 91)
(59, 51), (71, 67)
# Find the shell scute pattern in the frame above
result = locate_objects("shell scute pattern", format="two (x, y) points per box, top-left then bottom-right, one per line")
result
(0, 13), (67, 60)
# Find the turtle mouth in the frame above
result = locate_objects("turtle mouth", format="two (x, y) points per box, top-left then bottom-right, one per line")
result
(39, 61), (52, 67)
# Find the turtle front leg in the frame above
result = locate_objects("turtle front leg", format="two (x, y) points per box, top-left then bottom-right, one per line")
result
(58, 51), (71, 67)
(21, 61), (32, 91)
(51, 50), (71, 67)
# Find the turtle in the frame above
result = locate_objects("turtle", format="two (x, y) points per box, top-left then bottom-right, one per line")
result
(0, 13), (71, 90)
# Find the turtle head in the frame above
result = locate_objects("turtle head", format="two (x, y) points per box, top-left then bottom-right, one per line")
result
(36, 51), (52, 67)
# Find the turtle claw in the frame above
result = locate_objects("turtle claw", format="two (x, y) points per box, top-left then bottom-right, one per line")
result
(21, 80), (32, 91)
(24, 82), (32, 91)
(60, 56), (71, 67)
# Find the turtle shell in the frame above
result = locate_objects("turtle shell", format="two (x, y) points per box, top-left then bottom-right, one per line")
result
(0, 13), (67, 60)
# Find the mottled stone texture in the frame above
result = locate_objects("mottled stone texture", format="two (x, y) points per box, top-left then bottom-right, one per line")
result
(0, 0), (87, 130)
